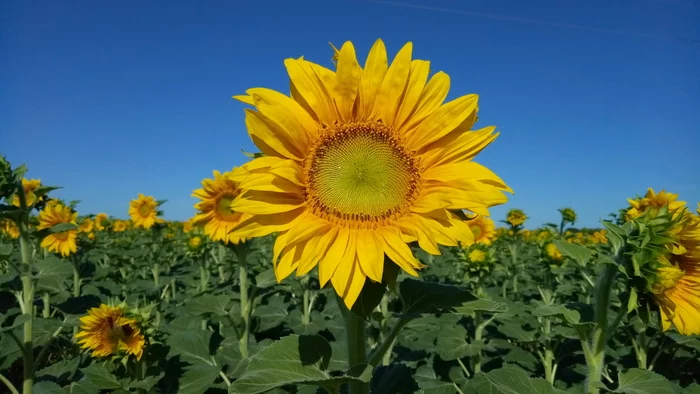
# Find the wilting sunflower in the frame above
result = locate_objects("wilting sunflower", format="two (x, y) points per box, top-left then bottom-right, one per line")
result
(627, 188), (686, 220)
(0, 219), (20, 239)
(112, 219), (129, 232)
(79, 217), (94, 233)
(76, 304), (145, 360)
(506, 209), (527, 227)
(94, 213), (108, 231)
(129, 194), (162, 229)
(192, 170), (247, 244)
(467, 215), (496, 245)
(37, 201), (78, 257)
(11, 178), (42, 207)
(230, 39), (511, 308)
(650, 209), (700, 335)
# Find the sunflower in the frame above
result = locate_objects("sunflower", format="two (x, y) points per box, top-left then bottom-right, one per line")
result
(94, 213), (108, 231)
(129, 194), (162, 229)
(506, 209), (527, 227)
(192, 170), (247, 244)
(76, 304), (145, 360)
(79, 217), (94, 233)
(469, 249), (487, 264)
(467, 215), (496, 245)
(591, 229), (607, 244)
(0, 219), (20, 239)
(229, 39), (511, 308)
(188, 235), (203, 251)
(11, 178), (42, 207)
(627, 188), (685, 220)
(651, 210), (700, 335)
(182, 218), (195, 233)
(559, 207), (577, 224)
(37, 201), (78, 257)
(545, 242), (563, 261)
(112, 219), (129, 232)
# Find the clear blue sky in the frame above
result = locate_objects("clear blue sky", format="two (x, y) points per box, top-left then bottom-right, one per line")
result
(2, 0), (699, 228)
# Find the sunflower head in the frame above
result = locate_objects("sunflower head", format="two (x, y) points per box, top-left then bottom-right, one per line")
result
(129, 194), (164, 229)
(559, 207), (577, 224)
(94, 213), (108, 231)
(626, 188), (686, 221)
(76, 304), (146, 360)
(112, 219), (130, 232)
(591, 229), (608, 244)
(11, 178), (42, 207)
(0, 219), (20, 239)
(506, 209), (527, 228)
(544, 242), (563, 262)
(467, 215), (496, 245)
(460, 244), (493, 275)
(192, 170), (247, 244)
(182, 218), (196, 233)
(188, 235), (204, 252)
(37, 201), (78, 257)
(79, 217), (94, 233)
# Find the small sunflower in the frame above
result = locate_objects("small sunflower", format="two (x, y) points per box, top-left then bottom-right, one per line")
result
(469, 249), (487, 263)
(79, 217), (94, 233)
(94, 213), (108, 231)
(467, 215), (496, 245)
(182, 218), (195, 233)
(112, 219), (129, 232)
(76, 304), (145, 360)
(545, 242), (563, 261)
(559, 207), (577, 224)
(188, 235), (203, 252)
(192, 170), (247, 244)
(0, 219), (20, 239)
(11, 178), (42, 207)
(129, 194), (163, 229)
(37, 201), (78, 257)
(591, 229), (607, 244)
(506, 209), (527, 227)
(229, 39), (511, 308)
(627, 188), (685, 220)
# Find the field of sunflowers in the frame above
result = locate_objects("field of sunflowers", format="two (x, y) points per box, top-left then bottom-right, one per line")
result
(2, 40), (700, 394)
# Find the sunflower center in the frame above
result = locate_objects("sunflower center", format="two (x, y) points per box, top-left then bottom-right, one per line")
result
(305, 122), (419, 226)
(53, 231), (69, 241)
(470, 224), (483, 239)
(216, 194), (238, 220)
(138, 204), (151, 218)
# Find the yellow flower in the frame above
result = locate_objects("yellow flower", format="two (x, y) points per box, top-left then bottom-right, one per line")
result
(94, 213), (108, 231)
(183, 219), (195, 233)
(653, 211), (700, 335)
(545, 242), (563, 261)
(627, 188), (686, 220)
(37, 202), (78, 257)
(11, 178), (42, 207)
(559, 207), (577, 224)
(592, 229), (608, 244)
(506, 209), (527, 227)
(76, 304), (145, 360)
(192, 170), (248, 244)
(468, 249), (487, 263)
(0, 219), (20, 239)
(87, 232), (96, 240)
(79, 217), (94, 233)
(129, 194), (162, 229)
(467, 215), (496, 245)
(188, 235), (203, 251)
(112, 220), (129, 232)
(229, 39), (511, 308)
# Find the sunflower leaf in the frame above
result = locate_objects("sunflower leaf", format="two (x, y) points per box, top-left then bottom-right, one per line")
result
(552, 240), (592, 266)
(49, 222), (78, 233)
(613, 368), (681, 393)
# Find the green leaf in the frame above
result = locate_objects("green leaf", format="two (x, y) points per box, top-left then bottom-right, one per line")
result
(351, 278), (386, 321)
(229, 334), (369, 394)
(36, 356), (81, 380)
(399, 278), (478, 316)
(553, 240), (592, 266)
(126, 374), (164, 391)
(253, 269), (277, 289)
(55, 295), (101, 315)
(0, 243), (12, 256)
(0, 314), (30, 333)
(183, 294), (232, 317)
(33, 381), (64, 394)
(255, 304), (288, 332)
(178, 364), (221, 394)
(453, 299), (508, 314)
(370, 363), (419, 394)
(467, 365), (565, 393)
(436, 326), (484, 361)
(532, 304), (593, 327)
(49, 222), (78, 233)
(613, 368), (682, 393)
(34, 256), (73, 293)
(80, 364), (123, 390)
(168, 330), (215, 366)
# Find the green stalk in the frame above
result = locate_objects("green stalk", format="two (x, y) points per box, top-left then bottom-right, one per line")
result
(473, 311), (483, 374)
(152, 262), (160, 289)
(72, 263), (80, 297)
(17, 186), (34, 394)
(235, 243), (250, 359)
(542, 317), (555, 384)
(339, 297), (368, 394)
(42, 293), (50, 319)
(199, 262), (208, 293)
(301, 276), (310, 325)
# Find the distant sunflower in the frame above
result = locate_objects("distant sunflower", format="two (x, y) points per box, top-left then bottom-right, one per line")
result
(79, 217), (94, 233)
(545, 242), (563, 261)
(37, 201), (78, 257)
(506, 209), (527, 227)
(627, 188), (685, 220)
(76, 304), (145, 360)
(230, 39), (511, 308)
(11, 178), (42, 207)
(94, 213), (108, 231)
(182, 218), (195, 233)
(192, 170), (247, 244)
(112, 219), (129, 232)
(467, 215), (496, 245)
(129, 194), (162, 229)
(0, 219), (20, 239)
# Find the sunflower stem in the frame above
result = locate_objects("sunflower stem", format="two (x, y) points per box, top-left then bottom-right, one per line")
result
(234, 242), (250, 359)
(339, 298), (368, 394)
(42, 292), (50, 319)
(301, 277), (310, 325)
(152, 262), (160, 289)
(17, 183), (35, 394)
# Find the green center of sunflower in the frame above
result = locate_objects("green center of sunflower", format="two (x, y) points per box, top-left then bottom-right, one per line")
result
(470, 224), (482, 239)
(138, 204), (151, 217)
(306, 122), (419, 224)
(216, 194), (238, 219)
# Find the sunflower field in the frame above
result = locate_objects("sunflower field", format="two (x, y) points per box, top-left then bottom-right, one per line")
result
(2, 40), (700, 394)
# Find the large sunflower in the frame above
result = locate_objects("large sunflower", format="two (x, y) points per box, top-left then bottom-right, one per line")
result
(37, 201), (78, 257)
(11, 178), (42, 207)
(627, 188), (686, 220)
(192, 170), (247, 244)
(76, 304), (145, 360)
(129, 194), (162, 229)
(229, 40), (511, 308)
(467, 215), (496, 245)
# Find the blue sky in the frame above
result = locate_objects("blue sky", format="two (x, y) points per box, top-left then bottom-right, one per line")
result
(2, 0), (699, 228)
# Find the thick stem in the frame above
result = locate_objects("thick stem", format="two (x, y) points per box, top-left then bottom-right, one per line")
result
(341, 299), (368, 394)
(18, 190), (34, 394)
(199, 263), (208, 293)
(235, 243), (250, 359)
(542, 317), (555, 384)
(152, 263), (160, 289)
(473, 311), (483, 374)
(72, 263), (80, 297)
(42, 293), (50, 319)
(301, 277), (310, 325)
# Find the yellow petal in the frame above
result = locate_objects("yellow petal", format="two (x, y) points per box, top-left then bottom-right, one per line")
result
(394, 60), (430, 130)
(420, 126), (498, 168)
(398, 71), (450, 134)
(319, 227), (351, 287)
(231, 191), (305, 215)
(378, 227), (422, 275)
(247, 88), (317, 149)
(407, 94), (478, 150)
(231, 207), (305, 238)
(375, 42), (412, 126)
(334, 41), (361, 121)
(358, 39), (388, 119)
(285, 58), (335, 126)
(357, 230), (384, 282)
(245, 109), (304, 160)
(297, 228), (338, 276)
